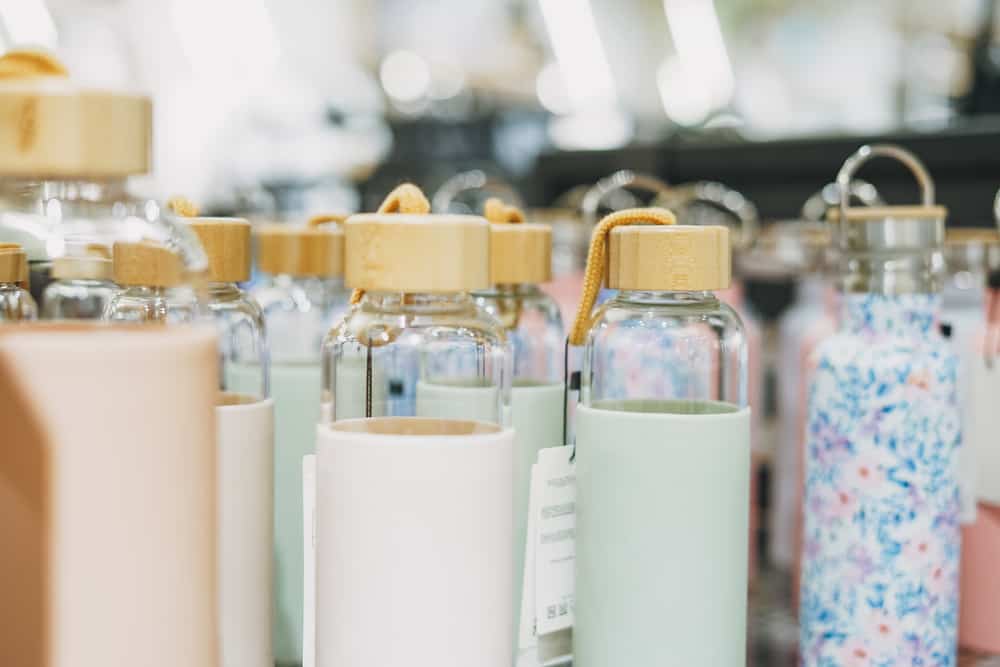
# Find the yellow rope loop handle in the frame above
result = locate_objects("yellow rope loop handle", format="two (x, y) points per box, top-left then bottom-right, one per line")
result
(377, 183), (431, 215)
(350, 183), (432, 304)
(308, 213), (348, 228)
(0, 48), (69, 79)
(166, 196), (200, 218)
(483, 197), (525, 224)
(567, 207), (677, 346)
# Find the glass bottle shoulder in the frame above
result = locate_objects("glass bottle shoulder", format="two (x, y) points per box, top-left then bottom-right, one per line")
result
(327, 292), (508, 348)
(0, 178), (151, 259)
(586, 291), (745, 347)
(105, 285), (198, 324)
(41, 278), (117, 320)
(0, 283), (37, 321)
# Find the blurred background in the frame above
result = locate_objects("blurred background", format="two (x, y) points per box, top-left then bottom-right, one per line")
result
(7, 0), (1000, 221)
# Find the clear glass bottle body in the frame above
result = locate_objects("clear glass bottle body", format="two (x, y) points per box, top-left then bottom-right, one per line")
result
(581, 290), (748, 411)
(105, 286), (199, 325)
(42, 278), (116, 320)
(0, 281), (37, 321)
(0, 178), (142, 301)
(206, 283), (269, 399)
(0, 178), (205, 311)
(323, 291), (511, 424)
(252, 274), (350, 364)
(474, 283), (563, 385)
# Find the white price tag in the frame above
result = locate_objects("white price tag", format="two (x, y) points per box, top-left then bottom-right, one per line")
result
(534, 446), (575, 636)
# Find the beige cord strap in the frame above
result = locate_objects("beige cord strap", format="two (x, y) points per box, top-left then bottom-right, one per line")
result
(377, 183), (431, 215)
(308, 213), (349, 227)
(483, 197), (525, 224)
(349, 183), (432, 304)
(567, 207), (677, 345)
(167, 196), (200, 218)
(0, 48), (68, 79)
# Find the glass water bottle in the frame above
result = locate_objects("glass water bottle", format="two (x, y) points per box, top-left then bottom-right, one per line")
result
(0, 243), (37, 321)
(106, 242), (200, 324)
(323, 200), (511, 425)
(0, 49), (203, 309)
(800, 145), (961, 665)
(106, 217), (273, 667)
(573, 209), (750, 666)
(249, 222), (348, 667)
(41, 245), (116, 319)
(472, 198), (564, 655)
(188, 218), (272, 667)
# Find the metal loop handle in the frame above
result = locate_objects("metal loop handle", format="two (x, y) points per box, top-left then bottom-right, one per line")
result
(993, 187), (1000, 236)
(581, 170), (672, 226)
(800, 180), (883, 222)
(835, 144), (935, 244)
(655, 181), (760, 249)
(431, 170), (524, 213)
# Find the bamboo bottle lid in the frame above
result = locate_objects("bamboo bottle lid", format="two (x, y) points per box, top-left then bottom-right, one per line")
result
(113, 242), (182, 288)
(344, 213), (490, 293)
(0, 49), (151, 178)
(256, 224), (343, 277)
(482, 198), (551, 285)
(607, 224), (731, 291)
(945, 228), (1000, 245)
(51, 244), (113, 281)
(185, 218), (251, 283)
(0, 243), (28, 284)
(256, 224), (344, 278)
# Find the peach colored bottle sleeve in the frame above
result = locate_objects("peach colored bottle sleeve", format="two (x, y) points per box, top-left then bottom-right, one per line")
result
(0, 323), (218, 667)
(315, 418), (514, 667)
(960, 505), (1000, 652)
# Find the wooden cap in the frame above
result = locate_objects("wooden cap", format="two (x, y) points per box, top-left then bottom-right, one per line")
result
(827, 205), (948, 222)
(256, 224), (344, 277)
(946, 228), (1000, 245)
(113, 242), (182, 287)
(186, 218), (251, 283)
(0, 50), (151, 178)
(490, 223), (551, 284)
(0, 243), (28, 284)
(607, 224), (731, 291)
(51, 243), (112, 280)
(345, 213), (489, 292)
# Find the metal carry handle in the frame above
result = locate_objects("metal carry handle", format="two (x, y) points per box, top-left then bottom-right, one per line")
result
(580, 170), (672, 226)
(835, 143), (935, 246)
(656, 180), (760, 250)
(431, 170), (524, 213)
(800, 179), (883, 222)
(993, 187), (1000, 236)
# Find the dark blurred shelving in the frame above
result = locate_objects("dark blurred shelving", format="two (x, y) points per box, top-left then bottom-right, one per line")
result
(532, 120), (1000, 225)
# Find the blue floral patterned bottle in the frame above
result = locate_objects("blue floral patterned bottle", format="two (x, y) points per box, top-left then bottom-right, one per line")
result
(800, 145), (961, 666)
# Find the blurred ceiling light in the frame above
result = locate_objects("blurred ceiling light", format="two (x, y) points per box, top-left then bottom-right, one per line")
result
(170, 0), (279, 79)
(429, 62), (465, 101)
(548, 108), (632, 151)
(380, 50), (431, 103)
(535, 62), (572, 115)
(660, 0), (733, 123)
(657, 56), (713, 126)
(538, 0), (616, 110)
(0, 0), (57, 50)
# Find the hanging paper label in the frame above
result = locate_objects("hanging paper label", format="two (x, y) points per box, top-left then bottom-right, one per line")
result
(534, 446), (576, 636)
(518, 465), (540, 652)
